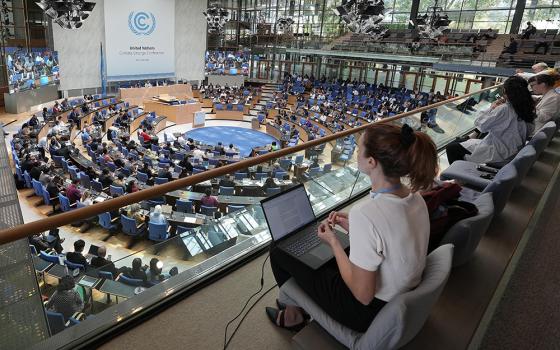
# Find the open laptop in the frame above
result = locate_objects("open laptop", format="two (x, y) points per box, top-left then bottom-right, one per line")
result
(85, 244), (100, 261)
(261, 184), (349, 270)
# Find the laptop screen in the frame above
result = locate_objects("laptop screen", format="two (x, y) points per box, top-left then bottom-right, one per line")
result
(261, 185), (316, 241)
(88, 245), (99, 256)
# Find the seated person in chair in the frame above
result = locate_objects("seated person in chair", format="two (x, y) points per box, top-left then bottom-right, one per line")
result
(265, 123), (438, 333)
(123, 257), (148, 285)
(445, 76), (536, 165)
(149, 205), (167, 224)
(66, 239), (88, 267)
(200, 189), (219, 208)
(90, 246), (119, 278)
(46, 276), (84, 320)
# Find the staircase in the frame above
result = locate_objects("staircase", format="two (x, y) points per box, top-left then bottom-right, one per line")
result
(482, 34), (513, 62)
(248, 83), (280, 116)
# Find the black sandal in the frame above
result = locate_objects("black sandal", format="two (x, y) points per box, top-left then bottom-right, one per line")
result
(265, 307), (307, 332)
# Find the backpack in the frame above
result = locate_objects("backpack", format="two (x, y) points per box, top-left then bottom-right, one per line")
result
(422, 182), (478, 251)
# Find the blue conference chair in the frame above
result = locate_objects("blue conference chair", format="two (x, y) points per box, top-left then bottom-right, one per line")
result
(155, 177), (168, 185)
(58, 194), (76, 212)
(31, 179), (43, 198)
(91, 180), (104, 193)
(136, 172), (149, 184)
(15, 164), (23, 182)
(274, 171), (287, 180)
(110, 185), (124, 196)
(98, 271), (114, 280)
(68, 167), (80, 181)
(120, 214), (146, 242)
(219, 186), (234, 195)
(79, 173), (91, 189)
(65, 260), (85, 271)
(23, 171), (33, 189)
(175, 199), (193, 213)
(41, 185), (58, 215)
(148, 222), (170, 242)
(117, 274), (144, 287)
(227, 205), (245, 214)
(234, 172), (247, 180)
(147, 196), (166, 206)
(46, 311), (80, 335)
(40, 250), (61, 264)
(266, 187), (281, 196)
(200, 206), (217, 217)
(98, 212), (118, 233)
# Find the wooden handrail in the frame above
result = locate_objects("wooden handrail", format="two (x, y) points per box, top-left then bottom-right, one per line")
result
(0, 84), (501, 245)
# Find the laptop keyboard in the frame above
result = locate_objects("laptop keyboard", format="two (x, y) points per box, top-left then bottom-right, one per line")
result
(284, 223), (322, 257)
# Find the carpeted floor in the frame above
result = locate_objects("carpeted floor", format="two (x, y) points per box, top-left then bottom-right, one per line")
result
(185, 126), (279, 157)
(479, 166), (560, 350)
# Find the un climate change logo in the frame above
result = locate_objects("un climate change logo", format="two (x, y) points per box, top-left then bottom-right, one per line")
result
(128, 11), (156, 36)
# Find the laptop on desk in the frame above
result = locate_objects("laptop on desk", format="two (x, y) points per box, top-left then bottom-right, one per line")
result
(85, 244), (100, 261)
(261, 184), (349, 270)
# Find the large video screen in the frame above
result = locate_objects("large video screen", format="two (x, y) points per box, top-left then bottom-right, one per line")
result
(104, 0), (175, 81)
(6, 48), (60, 94)
(205, 50), (250, 76)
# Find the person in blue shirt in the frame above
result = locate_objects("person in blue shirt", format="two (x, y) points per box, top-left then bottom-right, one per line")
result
(81, 128), (92, 144)
(149, 205), (167, 224)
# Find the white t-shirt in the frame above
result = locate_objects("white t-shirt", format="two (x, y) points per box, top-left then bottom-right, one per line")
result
(348, 192), (430, 302)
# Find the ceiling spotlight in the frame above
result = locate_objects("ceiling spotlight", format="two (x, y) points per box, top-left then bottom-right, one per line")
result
(276, 17), (294, 33)
(333, 0), (389, 41)
(203, 3), (229, 34)
(411, 0), (451, 40)
(36, 0), (96, 29)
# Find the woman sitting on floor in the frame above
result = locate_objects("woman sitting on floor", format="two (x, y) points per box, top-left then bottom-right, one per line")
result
(266, 123), (438, 332)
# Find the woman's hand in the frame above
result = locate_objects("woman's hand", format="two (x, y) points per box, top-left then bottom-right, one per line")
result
(490, 98), (506, 110)
(327, 211), (349, 232)
(318, 221), (338, 246)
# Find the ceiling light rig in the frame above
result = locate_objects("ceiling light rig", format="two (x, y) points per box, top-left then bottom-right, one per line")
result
(333, 0), (389, 41)
(203, 3), (230, 35)
(276, 17), (294, 34)
(410, 0), (452, 40)
(36, 0), (95, 29)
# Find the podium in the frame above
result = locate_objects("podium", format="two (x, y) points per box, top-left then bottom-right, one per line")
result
(251, 117), (260, 130)
(193, 111), (206, 128)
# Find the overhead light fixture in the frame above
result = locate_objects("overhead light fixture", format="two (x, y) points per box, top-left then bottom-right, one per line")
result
(276, 17), (294, 33)
(333, 0), (389, 41)
(35, 0), (96, 29)
(410, 0), (451, 40)
(203, 3), (229, 34)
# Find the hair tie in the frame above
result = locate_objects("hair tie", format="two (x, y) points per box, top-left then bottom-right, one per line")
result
(401, 123), (416, 147)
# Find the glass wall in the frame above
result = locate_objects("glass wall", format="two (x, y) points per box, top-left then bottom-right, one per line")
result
(418, 0), (517, 33)
(24, 83), (502, 348)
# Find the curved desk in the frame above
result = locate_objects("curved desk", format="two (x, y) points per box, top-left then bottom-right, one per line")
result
(143, 100), (201, 125)
(119, 84), (193, 107)
(166, 190), (265, 213)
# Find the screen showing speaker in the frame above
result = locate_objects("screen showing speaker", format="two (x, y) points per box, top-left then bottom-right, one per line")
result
(6, 48), (59, 94)
(104, 0), (175, 81)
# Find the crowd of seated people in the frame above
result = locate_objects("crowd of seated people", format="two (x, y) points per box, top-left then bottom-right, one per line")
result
(7, 49), (59, 91)
(205, 50), (250, 75)
(500, 22), (559, 64)
(446, 74), (560, 165)
(199, 83), (260, 106)
(332, 28), (497, 58)
(268, 74), (450, 132)
(33, 232), (181, 325)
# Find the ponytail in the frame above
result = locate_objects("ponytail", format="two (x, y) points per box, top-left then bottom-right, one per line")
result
(406, 131), (438, 191)
(362, 123), (437, 192)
